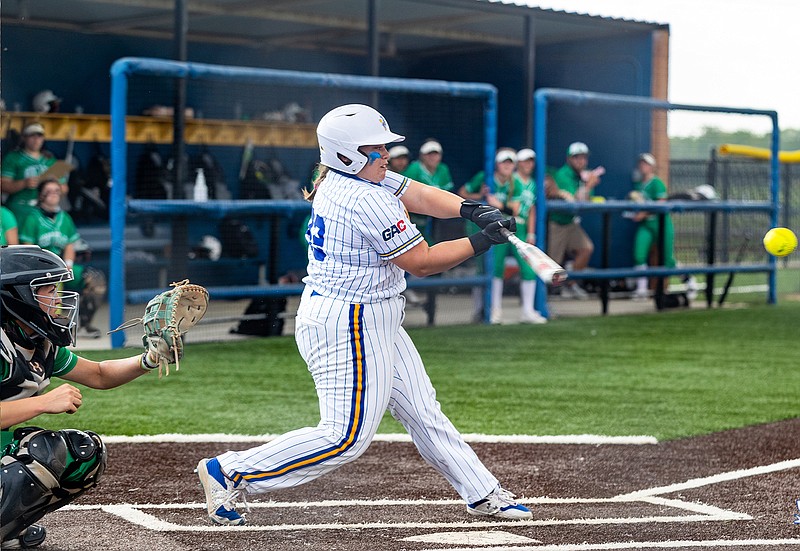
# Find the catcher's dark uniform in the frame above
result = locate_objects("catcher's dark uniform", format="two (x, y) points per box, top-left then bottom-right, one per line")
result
(1, 326), (107, 545)
(1, 327), (78, 438)
(0, 245), (205, 547)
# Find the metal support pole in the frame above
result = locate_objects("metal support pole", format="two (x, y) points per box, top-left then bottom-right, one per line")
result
(368, 0), (380, 107)
(705, 211), (717, 308)
(172, 0), (188, 199)
(600, 212), (610, 314)
(523, 14), (536, 147)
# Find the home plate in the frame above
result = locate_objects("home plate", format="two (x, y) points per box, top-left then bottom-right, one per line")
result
(401, 530), (540, 545)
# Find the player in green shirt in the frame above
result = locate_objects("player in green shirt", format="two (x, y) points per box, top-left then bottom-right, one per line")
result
(19, 179), (80, 262)
(629, 153), (676, 299)
(549, 142), (604, 299)
(461, 148), (545, 324)
(1, 206), (19, 246)
(511, 149), (547, 323)
(0, 123), (65, 225)
(19, 179), (105, 338)
(403, 140), (454, 244)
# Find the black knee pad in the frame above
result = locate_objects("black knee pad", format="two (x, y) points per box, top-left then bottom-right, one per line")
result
(11, 427), (107, 491)
(59, 429), (107, 490)
(0, 428), (107, 540)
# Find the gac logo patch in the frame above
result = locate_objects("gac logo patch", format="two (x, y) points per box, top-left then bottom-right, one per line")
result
(382, 219), (407, 241)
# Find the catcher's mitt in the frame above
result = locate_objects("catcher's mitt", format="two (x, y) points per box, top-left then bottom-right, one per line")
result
(112, 280), (208, 377)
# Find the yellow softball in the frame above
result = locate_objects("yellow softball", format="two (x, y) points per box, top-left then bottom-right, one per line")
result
(763, 227), (798, 257)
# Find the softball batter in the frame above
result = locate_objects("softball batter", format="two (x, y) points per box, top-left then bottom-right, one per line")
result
(198, 104), (532, 525)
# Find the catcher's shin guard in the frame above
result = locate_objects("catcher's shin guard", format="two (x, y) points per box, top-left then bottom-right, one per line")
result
(0, 427), (107, 541)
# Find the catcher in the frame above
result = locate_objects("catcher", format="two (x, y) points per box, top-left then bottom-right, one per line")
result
(0, 245), (207, 549)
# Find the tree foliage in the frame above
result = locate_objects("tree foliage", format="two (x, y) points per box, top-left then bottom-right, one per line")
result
(670, 127), (800, 159)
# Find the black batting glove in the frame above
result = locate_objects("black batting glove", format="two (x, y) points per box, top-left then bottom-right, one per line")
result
(460, 199), (504, 229)
(468, 218), (516, 256)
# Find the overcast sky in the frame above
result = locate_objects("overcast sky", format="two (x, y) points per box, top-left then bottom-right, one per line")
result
(517, 0), (798, 136)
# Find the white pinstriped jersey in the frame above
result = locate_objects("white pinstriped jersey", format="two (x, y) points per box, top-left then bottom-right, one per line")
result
(303, 169), (423, 303)
(218, 170), (502, 507)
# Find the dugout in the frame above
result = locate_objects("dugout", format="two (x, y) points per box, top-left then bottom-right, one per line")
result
(0, 0), (668, 273)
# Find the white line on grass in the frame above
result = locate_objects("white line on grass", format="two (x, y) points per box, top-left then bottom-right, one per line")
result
(100, 433), (658, 445)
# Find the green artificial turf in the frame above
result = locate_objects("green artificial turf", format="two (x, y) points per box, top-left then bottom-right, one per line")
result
(42, 300), (800, 442)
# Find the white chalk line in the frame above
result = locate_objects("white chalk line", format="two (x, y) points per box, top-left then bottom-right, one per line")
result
(62, 503), (734, 533)
(100, 433), (658, 445)
(617, 457), (800, 499)
(56, 451), (800, 548)
(60, 493), (748, 533)
(417, 538), (800, 551)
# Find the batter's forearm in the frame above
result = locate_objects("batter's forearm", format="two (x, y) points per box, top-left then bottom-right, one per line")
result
(393, 238), (476, 278)
(418, 238), (477, 276)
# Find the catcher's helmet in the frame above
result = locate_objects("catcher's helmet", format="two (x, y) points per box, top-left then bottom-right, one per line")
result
(316, 104), (404, 174)
(0, 245), (79, 346)
(32, 89), (61, 113)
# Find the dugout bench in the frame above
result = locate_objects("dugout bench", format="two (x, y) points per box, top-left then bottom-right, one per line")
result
(544, 199), (776, 314)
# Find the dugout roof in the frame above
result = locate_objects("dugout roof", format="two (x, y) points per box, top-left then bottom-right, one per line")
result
(0, 0), (667, 58)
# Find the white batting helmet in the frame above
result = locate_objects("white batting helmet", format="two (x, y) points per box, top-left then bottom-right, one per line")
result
(316, 104), (404, 174)
(32, 90), (61, 113)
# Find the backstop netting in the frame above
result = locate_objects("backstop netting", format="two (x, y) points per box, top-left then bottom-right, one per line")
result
(106, 58), (497, 347)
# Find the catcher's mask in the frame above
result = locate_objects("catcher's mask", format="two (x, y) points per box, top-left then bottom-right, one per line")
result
(0, 245), (79, 346)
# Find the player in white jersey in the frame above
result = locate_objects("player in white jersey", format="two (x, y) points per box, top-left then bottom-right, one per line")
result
(197, 104), (532, 525)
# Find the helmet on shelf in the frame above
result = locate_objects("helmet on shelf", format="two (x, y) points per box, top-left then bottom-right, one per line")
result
(32, 89), (61, 113)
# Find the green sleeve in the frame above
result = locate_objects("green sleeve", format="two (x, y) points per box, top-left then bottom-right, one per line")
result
(647, 177), (668, 200)
(1, 207), (18, 231)
(1, 151), (20, 179)
(299, 215), (310, 249)
(53, 346), (79, 377)
(515, 177), (535, 219)
(463, 171), (485, 194)
(553, 164), (579, 194)
(509, 178), (523, 201)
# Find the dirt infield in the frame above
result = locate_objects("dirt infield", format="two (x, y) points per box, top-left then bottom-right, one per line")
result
(38, 419), (800, 550)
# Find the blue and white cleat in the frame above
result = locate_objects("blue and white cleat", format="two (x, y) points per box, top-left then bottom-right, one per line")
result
(467, 487), (532, 520)
(197, 457), (247, 526)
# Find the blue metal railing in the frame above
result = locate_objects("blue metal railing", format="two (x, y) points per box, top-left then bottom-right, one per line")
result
(533, 88), (780, 315)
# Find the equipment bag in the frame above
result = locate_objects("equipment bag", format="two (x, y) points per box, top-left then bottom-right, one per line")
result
(230, 297), (287, 337)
